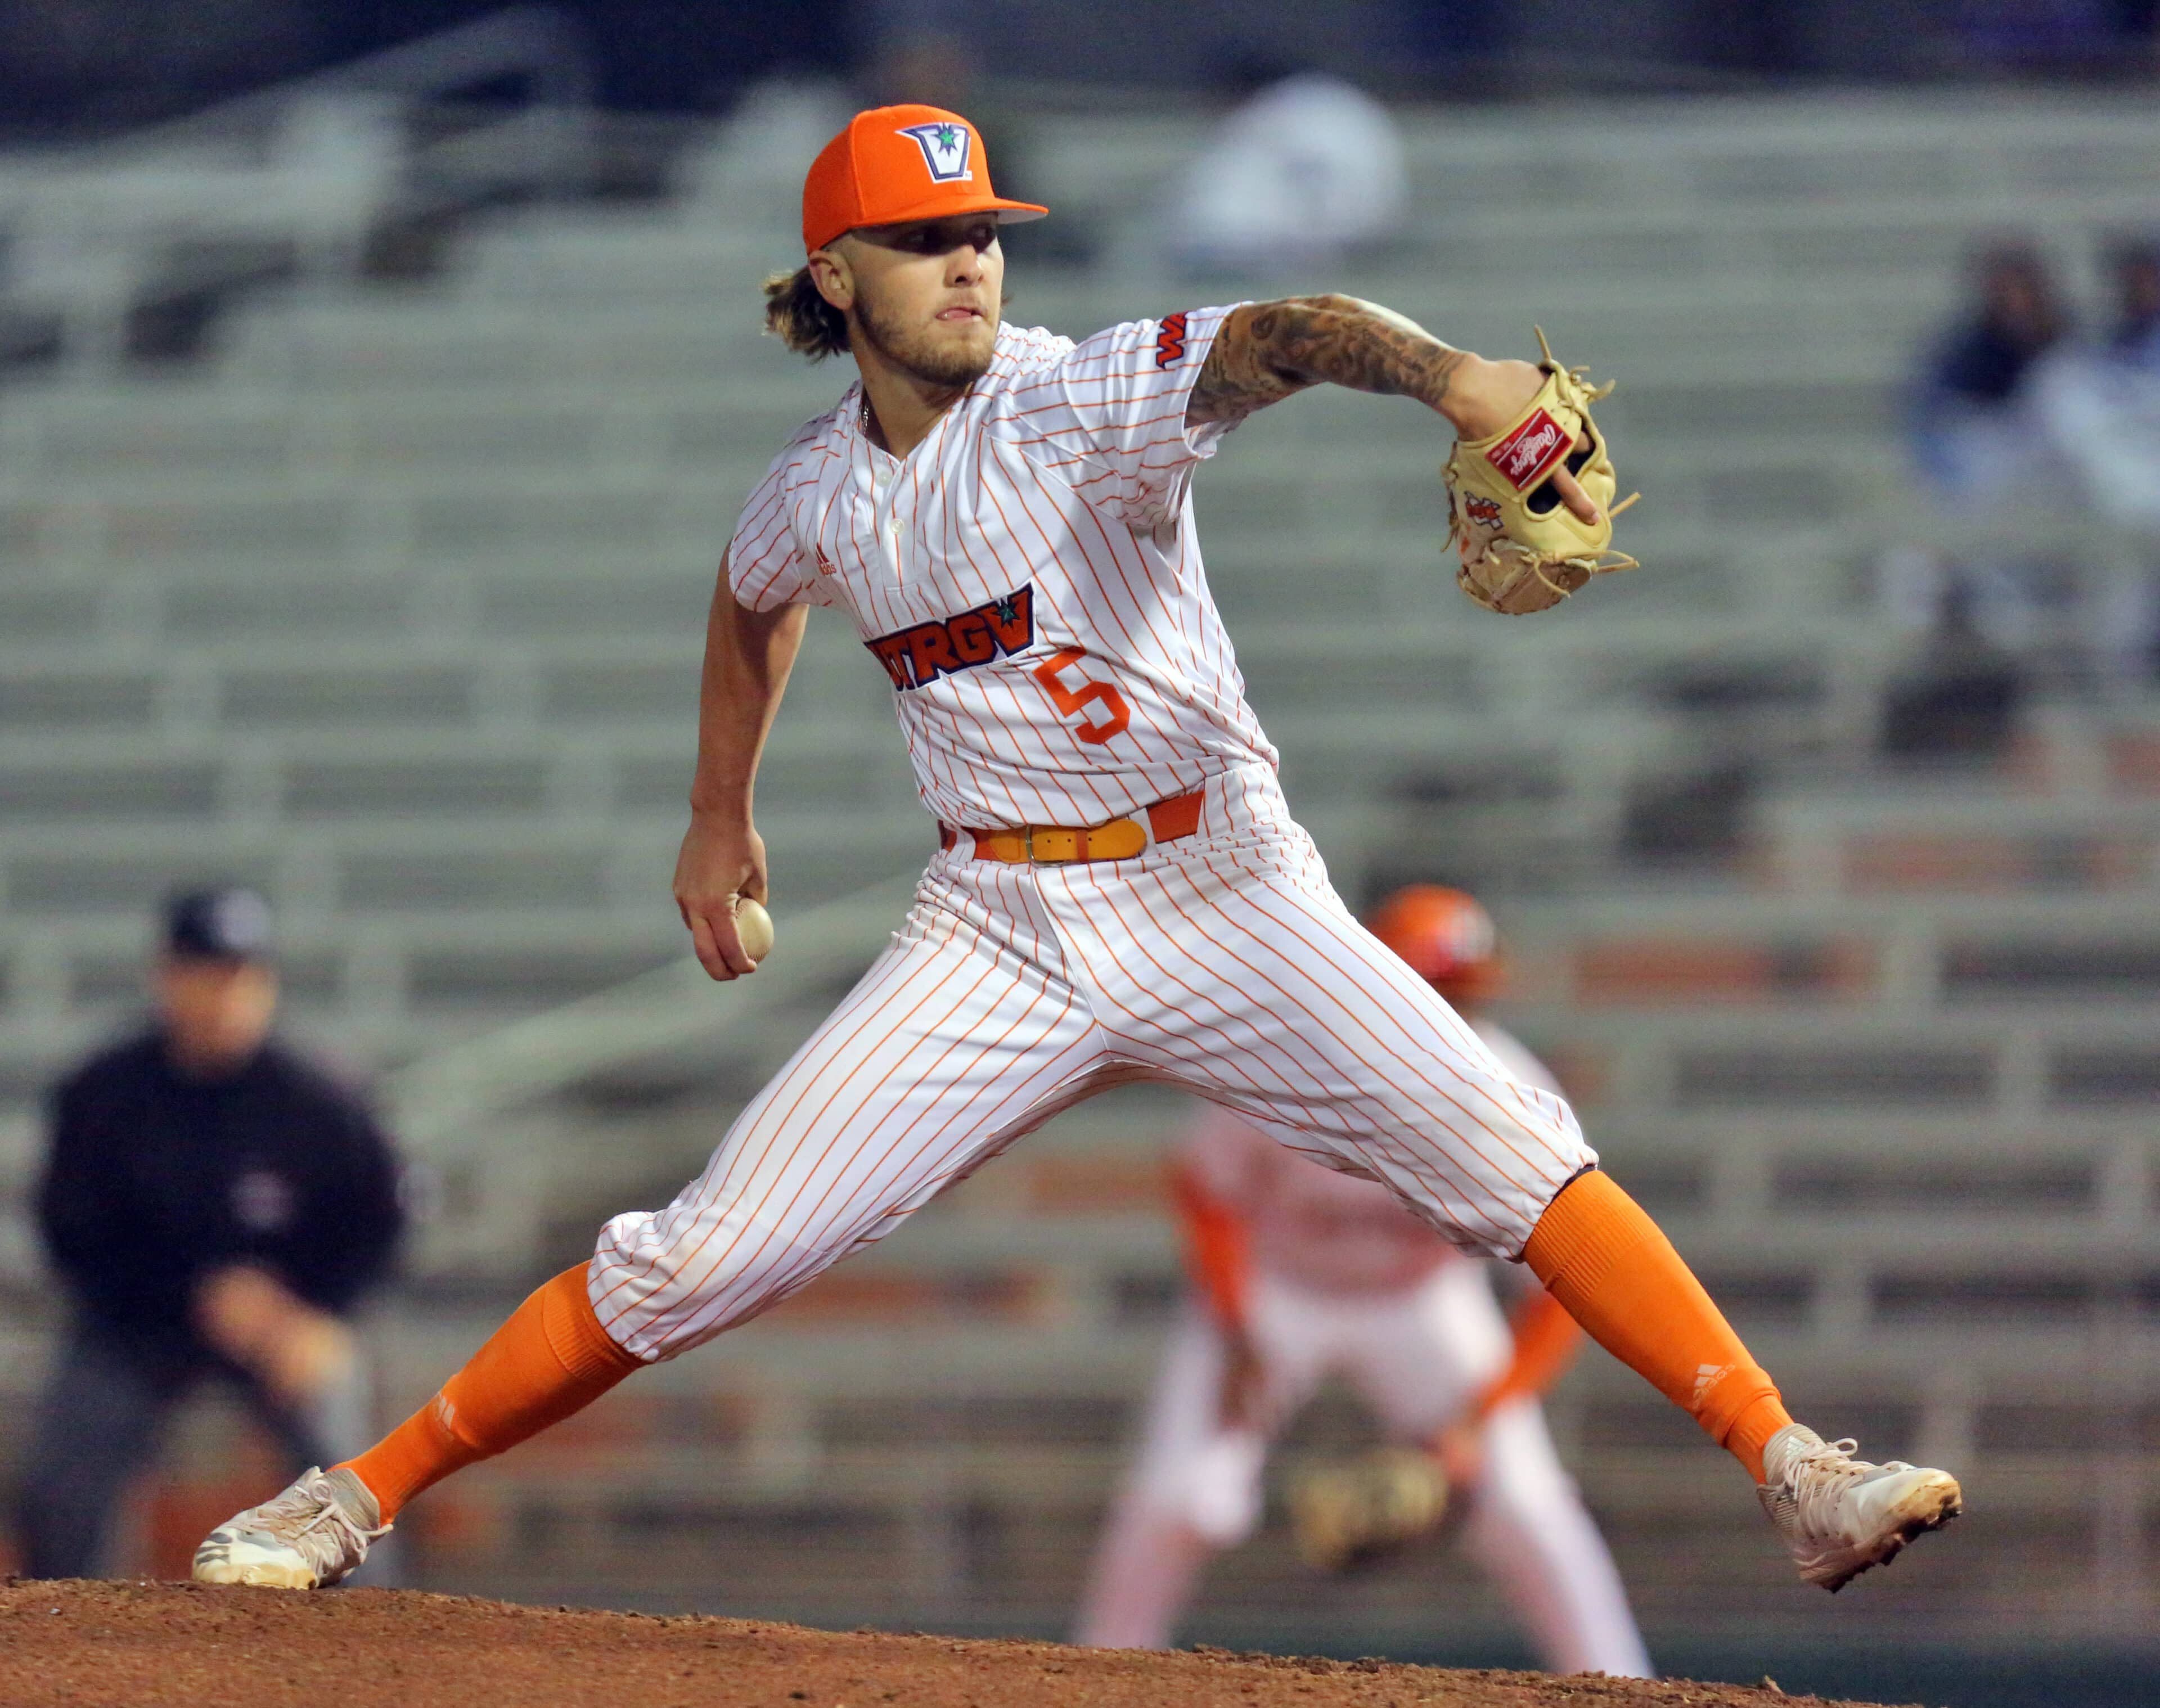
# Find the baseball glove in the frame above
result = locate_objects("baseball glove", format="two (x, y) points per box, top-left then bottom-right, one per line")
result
(1288, 1448), (1452, 1574)
(1444, 327), (1639, 616)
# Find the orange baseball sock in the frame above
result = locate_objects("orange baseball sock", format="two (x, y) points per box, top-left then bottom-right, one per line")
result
(1521, 1169), (1792, 1482)
(340, 1265), (645, 1522)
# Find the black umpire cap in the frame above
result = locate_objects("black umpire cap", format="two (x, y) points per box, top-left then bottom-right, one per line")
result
(163, 886), (275, 963)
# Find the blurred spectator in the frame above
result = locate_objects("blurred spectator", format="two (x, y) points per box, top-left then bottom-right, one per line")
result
(2033, 236), (2160, 526)
(1883, 244), (2074, 684)
(15, 887), (404, 1580)
(1909, 241), (2068, 508)
(1159, 56), (1408, 285)
(2110, 237), (2160, 360)
(2030, 237), (2160, 681)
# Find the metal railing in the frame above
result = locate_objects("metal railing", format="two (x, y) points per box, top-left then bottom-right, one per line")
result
(2, 6), (597, 369)
(101, 6), (593, 164)
(385, 870), (920, 1150)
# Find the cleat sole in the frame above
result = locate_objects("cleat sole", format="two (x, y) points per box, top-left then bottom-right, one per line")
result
(196, 1561), (318, 1589)
(1808, 1478), (1963, 1593)
(192, 1535), (320, 1590)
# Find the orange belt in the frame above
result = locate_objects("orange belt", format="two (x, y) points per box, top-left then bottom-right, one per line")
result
(940, 788), (1205, 864)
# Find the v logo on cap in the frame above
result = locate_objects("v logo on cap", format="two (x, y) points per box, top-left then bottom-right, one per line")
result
(897, 120), (973, 184)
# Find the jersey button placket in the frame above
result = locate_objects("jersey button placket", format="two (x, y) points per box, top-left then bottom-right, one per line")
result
(870, 457), (901, 577)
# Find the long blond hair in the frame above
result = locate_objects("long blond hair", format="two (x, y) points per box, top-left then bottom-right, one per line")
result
(762, 264), (849, 359)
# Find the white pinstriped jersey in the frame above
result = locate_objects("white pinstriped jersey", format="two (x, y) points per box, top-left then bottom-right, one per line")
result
(725, 307), (1280, 828)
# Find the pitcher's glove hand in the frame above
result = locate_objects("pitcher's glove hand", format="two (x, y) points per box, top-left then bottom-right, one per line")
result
(1288, 1448), (1452, 1575)
(1444, 328), (1639, 615)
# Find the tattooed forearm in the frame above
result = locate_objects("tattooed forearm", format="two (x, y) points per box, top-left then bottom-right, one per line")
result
(1187, 295), (1470, 429)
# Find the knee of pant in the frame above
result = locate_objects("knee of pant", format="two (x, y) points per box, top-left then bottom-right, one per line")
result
(1476, 1410), (1577, 1513)
(1138, 1433), (1264, 1548)
(593, 1207), (845, 1355)
(1474, 1463), (1578, 1534)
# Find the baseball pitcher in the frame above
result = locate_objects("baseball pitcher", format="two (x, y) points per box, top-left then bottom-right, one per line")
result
(194, 105), (1960, 1605)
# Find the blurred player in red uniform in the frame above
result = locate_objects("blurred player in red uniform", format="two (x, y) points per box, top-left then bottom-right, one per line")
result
(1076, 888), (1650, 1675)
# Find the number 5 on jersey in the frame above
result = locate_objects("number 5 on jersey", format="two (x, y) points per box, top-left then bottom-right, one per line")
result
(1033, 646), (1131, 745)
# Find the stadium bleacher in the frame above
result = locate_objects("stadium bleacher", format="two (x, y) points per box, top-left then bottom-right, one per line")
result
(0, 84), (2154, 1657)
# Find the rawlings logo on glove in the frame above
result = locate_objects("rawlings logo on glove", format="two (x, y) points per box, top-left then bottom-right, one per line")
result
(1485, 408), (1572, 490)
(1443, 328), (1639, 616)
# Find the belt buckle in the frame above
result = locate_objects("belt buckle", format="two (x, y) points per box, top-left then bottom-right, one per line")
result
(1026, 826), (1081, 863)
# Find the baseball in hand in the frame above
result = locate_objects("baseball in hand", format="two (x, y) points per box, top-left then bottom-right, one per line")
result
(732, 897), (774, 965)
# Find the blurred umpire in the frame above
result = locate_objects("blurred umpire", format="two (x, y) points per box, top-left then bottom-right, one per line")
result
(17, 887), (404, 1579)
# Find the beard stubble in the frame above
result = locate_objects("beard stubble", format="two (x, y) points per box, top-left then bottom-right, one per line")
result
(853, 286), (997, 389)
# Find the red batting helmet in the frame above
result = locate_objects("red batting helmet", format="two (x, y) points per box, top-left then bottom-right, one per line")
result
(1368, 885), (1503, 1003)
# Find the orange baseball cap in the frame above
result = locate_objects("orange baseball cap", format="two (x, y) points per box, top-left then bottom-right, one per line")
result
(802, 105), (1048, 255)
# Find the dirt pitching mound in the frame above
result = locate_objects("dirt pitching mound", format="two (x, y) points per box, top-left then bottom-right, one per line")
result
(1, 1580), (1891, 1708)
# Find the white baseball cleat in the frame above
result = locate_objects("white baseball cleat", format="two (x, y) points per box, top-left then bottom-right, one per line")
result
(192, 1466), (388, 1588)
(1758, 1423), (1962, 1592)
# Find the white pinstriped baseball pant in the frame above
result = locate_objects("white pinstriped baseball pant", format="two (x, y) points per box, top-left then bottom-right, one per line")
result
(590, 764), (1596, 1362)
